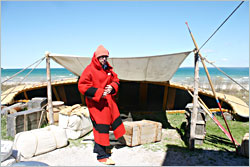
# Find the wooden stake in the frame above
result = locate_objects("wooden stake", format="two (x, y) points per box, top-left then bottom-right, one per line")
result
(189, 52), (199, 150)
(23, 91), (29, 100)
(185, 22), (238, 149)
(162, 85), (168, 111)
(139, 82), (148, 109)
(46, 51), (54, 125)
(166, 87), (176, 110)
(80, 93), (85, 105)
(52, 86), (61, 101)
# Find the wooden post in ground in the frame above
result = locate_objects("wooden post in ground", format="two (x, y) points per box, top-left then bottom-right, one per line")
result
(189, 52), (199, 150)
(185, 22), (238, 150)
(46, 51), (54, 125)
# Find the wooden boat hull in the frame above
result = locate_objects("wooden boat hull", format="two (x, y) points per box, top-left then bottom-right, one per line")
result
(1, 78), (249, 124)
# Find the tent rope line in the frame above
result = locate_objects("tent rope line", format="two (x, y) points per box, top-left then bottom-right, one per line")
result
(1, 57), (45, 84)
(202, 57), (249, 92)
(1, 57), (45, 102)
(197, 1), (245, 53)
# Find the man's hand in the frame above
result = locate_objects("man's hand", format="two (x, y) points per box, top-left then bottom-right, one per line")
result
(104, 85), (113, 94)
(102, 85), (113, 97)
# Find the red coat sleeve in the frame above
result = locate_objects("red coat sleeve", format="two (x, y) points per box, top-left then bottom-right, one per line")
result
(78, 69), (104, 102)
(109, 71), (120, 96)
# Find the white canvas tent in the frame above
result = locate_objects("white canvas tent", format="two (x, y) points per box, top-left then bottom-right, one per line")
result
(50, 51), (191, 82)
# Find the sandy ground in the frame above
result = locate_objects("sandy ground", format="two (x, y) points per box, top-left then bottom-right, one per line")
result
(19, 129), (249, 166)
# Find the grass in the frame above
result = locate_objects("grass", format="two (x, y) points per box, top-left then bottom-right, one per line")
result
(1, 114), (49, 141)
(166, 113), (249, 151)
(1, 115), (14, 141)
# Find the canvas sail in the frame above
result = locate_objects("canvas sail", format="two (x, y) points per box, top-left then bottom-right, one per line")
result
(50, 51), (191, 82)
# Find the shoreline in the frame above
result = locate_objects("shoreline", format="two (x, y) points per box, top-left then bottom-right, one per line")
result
(2, 77), (249, 91)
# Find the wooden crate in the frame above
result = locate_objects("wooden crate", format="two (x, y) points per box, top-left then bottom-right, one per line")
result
(121, 120), (162, 146)
(7, 108), (44, 137)
(185, 103), (207, 145)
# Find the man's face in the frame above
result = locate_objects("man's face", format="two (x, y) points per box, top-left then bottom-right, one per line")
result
(98, 55), (108, 65)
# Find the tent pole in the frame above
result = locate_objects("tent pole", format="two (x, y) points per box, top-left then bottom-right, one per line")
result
(185, 22), (238, 149)
(189, 51), (200, 150)
(45, 51), (54, 125)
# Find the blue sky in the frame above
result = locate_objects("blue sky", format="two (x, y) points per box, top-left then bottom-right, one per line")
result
(1, 1), (249, 68)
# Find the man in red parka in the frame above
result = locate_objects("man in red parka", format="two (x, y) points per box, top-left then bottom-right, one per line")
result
(78, 45), (126, 165)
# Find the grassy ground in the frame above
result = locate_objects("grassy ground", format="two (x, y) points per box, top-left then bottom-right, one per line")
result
(1, 115), (14, 141)
(166, 113), (249, 151)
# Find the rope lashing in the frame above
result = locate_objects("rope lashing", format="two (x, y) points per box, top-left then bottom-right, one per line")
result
(1, 57), (45, 102)
(1, 57), (45, 84)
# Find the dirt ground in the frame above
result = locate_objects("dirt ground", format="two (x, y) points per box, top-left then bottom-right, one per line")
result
(20, 129), (249, 166)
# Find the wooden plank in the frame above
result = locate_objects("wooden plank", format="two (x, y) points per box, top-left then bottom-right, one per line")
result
(80, 93), (85, 105)
(209, 108), (229, 113)
(166, 110), (186, 114)
(57, 85), (67, 104)
(162, 85), (169, 111)
(23, 91), (29, 100)
(121, 122), (140, 146)
(38, 110), (45, 128)
(166, 88), (176, 110)
(7, 108), (44, 137)
(46, 52), (54, 125)
(139, 82), (148, 109)
(52, 86), (61, 101)
(23, 114), (27, 131)
(190, 52), (200, 150)
(142, 120), (162, 141)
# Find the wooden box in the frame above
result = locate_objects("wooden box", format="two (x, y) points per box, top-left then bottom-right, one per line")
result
(7, 108), (44, 137)
(121, 120), (162, 146)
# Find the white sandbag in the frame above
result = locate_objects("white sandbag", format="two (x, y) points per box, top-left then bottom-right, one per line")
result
(80, 116), (92, 131)
(48, 125), (68, 148)
(65, 115), (92, 139)
(58, 113), (69, 128)
(1, 155), (16, 166)
(14, 131), (37, 158)
(31, 128), (57, 156)
(13, 125), (68, 159)
(1, 140), (13, 162)
(65, 128), (90, 140)
(67, 115), (82, 131)
(66, 129), (82, 140)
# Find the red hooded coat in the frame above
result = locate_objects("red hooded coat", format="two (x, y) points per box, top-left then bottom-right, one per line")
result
(78, 47), (126, 146)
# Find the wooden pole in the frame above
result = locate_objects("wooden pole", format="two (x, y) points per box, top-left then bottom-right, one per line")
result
(185, 22), (238, 149)
(189, 52), (199, 150)
(45, 51), (54, 125)
(187, 90), (239, 145)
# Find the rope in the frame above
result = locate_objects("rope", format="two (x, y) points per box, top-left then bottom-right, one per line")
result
(203, 57), (249, 92)
(1, 57), (45, 102)
(198, 1), (245, 53)
(1, 57), (45, 84)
